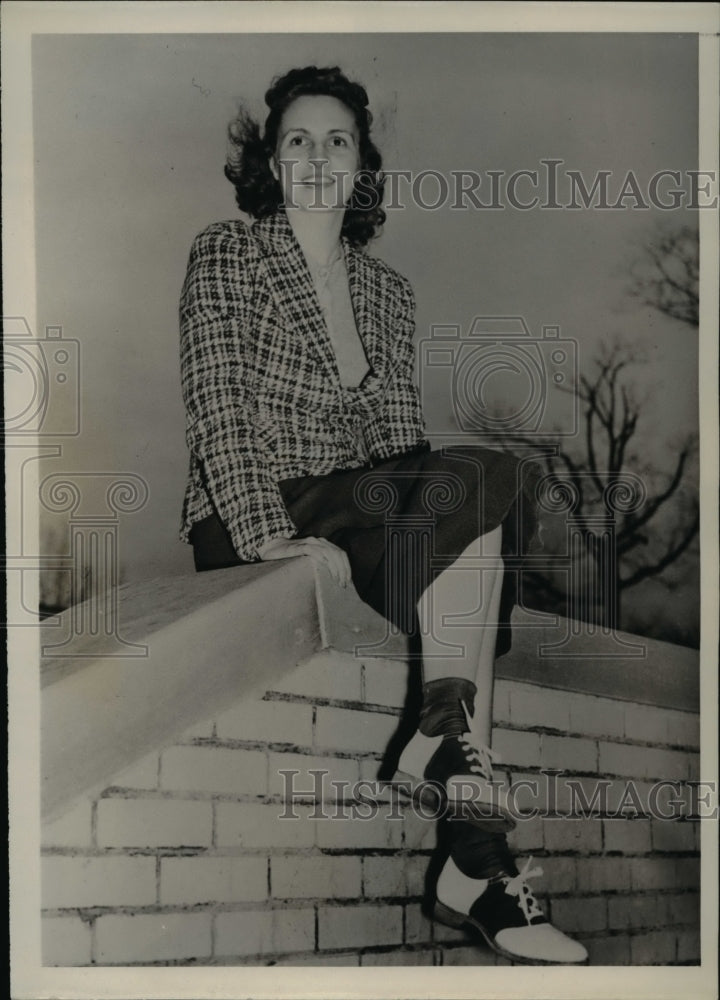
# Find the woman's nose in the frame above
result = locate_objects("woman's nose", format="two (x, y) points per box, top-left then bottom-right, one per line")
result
(309, 144), (328, 165)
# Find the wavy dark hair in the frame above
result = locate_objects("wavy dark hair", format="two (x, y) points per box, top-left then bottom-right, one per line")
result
(225, 66), (386, 247)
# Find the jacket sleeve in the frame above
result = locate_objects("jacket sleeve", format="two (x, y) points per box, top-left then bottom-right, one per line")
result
(179, 225), (297, 559)
(363, 274), (428, 460)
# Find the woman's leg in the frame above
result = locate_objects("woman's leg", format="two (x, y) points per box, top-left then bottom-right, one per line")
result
(418, 524), (504, 745)
(393, 525), (514, 829)
(412, 532), (588, 964)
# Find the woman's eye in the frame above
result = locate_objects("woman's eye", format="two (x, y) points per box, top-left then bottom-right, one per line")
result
(330, 136), (347, 147)
(288, 136), (305, 146)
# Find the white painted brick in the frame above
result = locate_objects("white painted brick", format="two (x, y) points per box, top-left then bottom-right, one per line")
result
(358, 758), (386, 787)
(507, 770), (550, 816)
(95, 912), (212, 963)
(272, 855), (361, 899)
(636, 779), (692, 818)
(650, 818), (697, 853)
(508, 814), (545, 853)
(363, 856), (407, 897)
(492, 680), (512, 724)
(160, 745), (267, 796)
(509, 684), (570, 732)
(665, 710), (699, 749)
(216, 802), (317, 849)
(613, 902), (666, 944)
(492, 728), (541, 768)
(96, 798), (212, 848)
(540, 734), (597, 773)
(318, 904), (403, 950)
(630, 857), (679, 891)
(401, 809), (438, 851)
(362, 658), (409, 708)
(41, 799), (93, 849)
(442, 945), (496, 965)
(576, 857), (632, 893)
(361, 949), (435, 965)
(355, 770), (408, 812)
(111, 751), (160, 790)
(674, 856), (700, 888)
(160, 856), (267, 905)
(624, 703), (671, 744)
(315, 706), (398, 753)
(215, 699), (313, 747)
(215, 908), (314, 957)
(585, 933), (631, 965)
(676, 929), (700, 961)
(269, 651), (362, 702)
(404, 903), (433, 945)
(42, 855), (156, 910)
(666, 892), (700, 926)
(605, 777), (656, 816)
(536, 856), (576, 894)
(629, 930), (677, 965)
(562, 775), (650, 816)
(598, 742), (689, 781)
(42, 915), (92, 966)
(268, 751), (359, 798)
(567, 693), (625, 739)
(543, 817), (602, 854)
(405, 855), (430, 897)
(276, 952), (360, 966)
(557, 775), (600, 814)
(317, 812), (403, 850)
(431, 919), (466, 944)
(642, 746), (692, 782)
(602, 818), (652, 854)
(662, 891), (699, 926)
(550, 896), (607, 933)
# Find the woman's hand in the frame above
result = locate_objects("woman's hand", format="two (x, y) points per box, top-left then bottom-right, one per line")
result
(257, 536), (351, 588)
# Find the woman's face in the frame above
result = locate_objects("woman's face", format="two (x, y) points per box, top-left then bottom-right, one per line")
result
(271, 94), (361, 212)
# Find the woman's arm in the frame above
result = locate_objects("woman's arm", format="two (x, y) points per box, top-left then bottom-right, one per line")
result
(180, 224), (297, 560)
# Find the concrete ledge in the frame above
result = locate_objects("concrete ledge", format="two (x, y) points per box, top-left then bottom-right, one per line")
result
(497, 608), (699, 713)
(41, 557), (699, 820)
(41, 559), (321, 820)
(316, 574), (699, 713)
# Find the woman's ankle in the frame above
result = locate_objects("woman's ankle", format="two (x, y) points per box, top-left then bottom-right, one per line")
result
(419, 677), (477, 737)
(448, 822), (518, 879)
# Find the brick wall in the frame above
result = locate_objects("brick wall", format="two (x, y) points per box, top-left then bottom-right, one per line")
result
(41, 645), (701, 967)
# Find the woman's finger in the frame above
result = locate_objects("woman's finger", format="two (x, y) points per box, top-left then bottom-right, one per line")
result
(307, 539), (351, 588)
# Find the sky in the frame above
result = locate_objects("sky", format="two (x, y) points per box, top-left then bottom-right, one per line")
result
(28, 30), (701, 593)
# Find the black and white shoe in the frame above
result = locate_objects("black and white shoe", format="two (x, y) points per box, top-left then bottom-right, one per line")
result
(392, 700), (516, 831)
(434, 856), (588, 965)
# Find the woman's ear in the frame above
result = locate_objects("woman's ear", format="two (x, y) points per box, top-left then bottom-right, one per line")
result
(269, 156), (279, 182)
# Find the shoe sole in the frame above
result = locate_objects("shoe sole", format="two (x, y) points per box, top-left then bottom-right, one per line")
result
(392, 769), (517, 832)
(433, 900), (589, 966)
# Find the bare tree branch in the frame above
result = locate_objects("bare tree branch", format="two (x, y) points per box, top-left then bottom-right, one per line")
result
(628, 224), (699, 327)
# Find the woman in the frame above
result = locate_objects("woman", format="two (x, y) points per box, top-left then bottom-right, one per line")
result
(179, 65), (587, 965)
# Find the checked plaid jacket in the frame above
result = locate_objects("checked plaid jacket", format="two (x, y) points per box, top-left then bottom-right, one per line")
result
(179, 210), (427, 560)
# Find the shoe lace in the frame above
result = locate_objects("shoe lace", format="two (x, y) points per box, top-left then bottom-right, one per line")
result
(458, 699), (500, 779)
(504, 856), (545, 923)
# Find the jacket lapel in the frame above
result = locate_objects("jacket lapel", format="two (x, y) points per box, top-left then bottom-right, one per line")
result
(252, 212), (393, 397)
(343, 240), (385, 389)
(253, 213), (341, 385)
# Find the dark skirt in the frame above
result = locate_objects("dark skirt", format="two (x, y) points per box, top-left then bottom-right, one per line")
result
(190, 445), (541, 658)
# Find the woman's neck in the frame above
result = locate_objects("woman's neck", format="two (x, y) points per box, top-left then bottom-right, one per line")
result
(285, 209), (344, 268)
